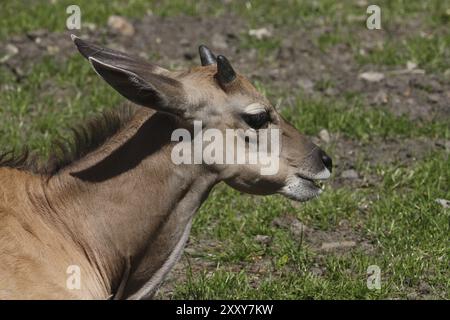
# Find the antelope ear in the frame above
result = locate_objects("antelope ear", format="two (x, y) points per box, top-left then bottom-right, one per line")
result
(72, 35), (169, 75)
(72, 35), (187, 116)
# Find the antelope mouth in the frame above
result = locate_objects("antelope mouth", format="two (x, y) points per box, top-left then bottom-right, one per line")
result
(295, 174), (326, 192)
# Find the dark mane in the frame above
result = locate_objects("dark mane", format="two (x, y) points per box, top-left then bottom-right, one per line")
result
(0, 104), (139, 175)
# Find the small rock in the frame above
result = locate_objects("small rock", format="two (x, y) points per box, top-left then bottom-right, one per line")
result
(211, 33), (228, 50)
(320, 241), (356, 250)
(341, 169), (359, 179)
(46, 45), (60, 55)
(297, 78), (314, 91)
(268, 68), (280, 79)
(248, 27), (272, 40)
(184, 247), (196, 255)
(290, 219), (309, 237)
(324, 87), (337, 96)
(310, 267), (324, 276)
(359, 71), (385, 82)
(385, 78), (398, 88)
(355, 0), (368, 7)
(255, 235), (271, 245)
(0, 44), (19, 63)
(435, 198), (450, 209)
(373, 90), (388, 105)
(406, 61), (417, 70)
(272, 215), (310, 237)
(444, 69), (450, 79)
(338, 219), (350, 228)
(107, 15), (135, 36)
(318, 129), (331, 143)
(427, 94), (440, 103)
(418, 281), (432, 294)
(180, 38), (190, 47)
(5, 43), (19, 55)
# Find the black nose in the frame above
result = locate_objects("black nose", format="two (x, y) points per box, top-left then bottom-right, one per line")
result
(320, 149), (333, 173)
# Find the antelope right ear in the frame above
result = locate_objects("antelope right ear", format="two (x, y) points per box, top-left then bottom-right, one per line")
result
(72, 35), (188, 117)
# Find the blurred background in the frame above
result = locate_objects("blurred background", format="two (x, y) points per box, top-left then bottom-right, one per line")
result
(0, 1), (448, 299)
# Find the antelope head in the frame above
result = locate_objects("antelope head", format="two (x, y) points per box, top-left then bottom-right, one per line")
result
(72, 36), (332, 202)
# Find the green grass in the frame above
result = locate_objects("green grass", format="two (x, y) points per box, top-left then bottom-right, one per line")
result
(0, 55), (123, 154)
(3, 51), (446, 157)
(1, 0), (447, 39)
(0, 0), (355, 40)
(0, 0), (217, 41)
(172, 153), (449, 299)
(1, 0), (448, 72)
(281, 95), (449, 141)
(356, 35), (450, 73)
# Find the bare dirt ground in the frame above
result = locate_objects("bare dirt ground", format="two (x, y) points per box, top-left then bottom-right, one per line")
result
(2, 14), (449, 120)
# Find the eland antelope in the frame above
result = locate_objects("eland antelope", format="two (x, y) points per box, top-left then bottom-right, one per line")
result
(0, 36), (332, 299)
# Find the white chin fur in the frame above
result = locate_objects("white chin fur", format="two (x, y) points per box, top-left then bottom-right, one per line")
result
(314, 168), (331, 180)
(279, 176), (322, 202)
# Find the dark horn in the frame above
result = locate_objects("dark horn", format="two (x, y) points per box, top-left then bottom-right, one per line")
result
(198, 45), (217, 66)
(216, 55), (236, 84)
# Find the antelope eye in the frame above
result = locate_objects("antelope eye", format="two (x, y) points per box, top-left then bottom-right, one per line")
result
(242, 112), (270, 129)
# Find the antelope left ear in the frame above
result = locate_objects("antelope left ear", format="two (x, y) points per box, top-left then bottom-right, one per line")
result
(72, 35), (169, 75)
(88, 57), (186, 116)
(72, 35), (188, 117)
